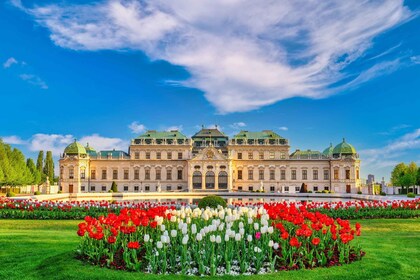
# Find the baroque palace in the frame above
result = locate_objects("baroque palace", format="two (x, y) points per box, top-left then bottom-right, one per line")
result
(59, 127), (361, 194)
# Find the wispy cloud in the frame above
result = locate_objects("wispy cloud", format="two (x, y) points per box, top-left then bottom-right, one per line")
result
(378, 124), (411, 136)
(1, 135), (27, 145)
(278, 126), (289, 131)
(14, 1), (415, 113)
(128, 122), (146, 134)
(3, 57), (18, 68)
(360, 128), (420, 178)
(79, 134), (128, 151)
(411, 55), (420, 64)
(19, 74), (48, 89)
(230, 122), (246, 130)
(164, 125), (183, 131)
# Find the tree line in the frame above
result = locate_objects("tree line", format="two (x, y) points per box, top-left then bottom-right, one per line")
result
(390, 162), (420, 194)
(0, 139), (55, 187)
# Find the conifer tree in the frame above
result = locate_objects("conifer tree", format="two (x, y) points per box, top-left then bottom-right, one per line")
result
(43, 151), (55, 185)
(27, 158), (41, 185)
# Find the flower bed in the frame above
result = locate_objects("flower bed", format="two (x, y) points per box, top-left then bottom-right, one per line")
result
(76, 204), (364, 276)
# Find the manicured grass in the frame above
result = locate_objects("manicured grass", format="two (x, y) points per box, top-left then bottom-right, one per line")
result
(0, 219), (419, 280)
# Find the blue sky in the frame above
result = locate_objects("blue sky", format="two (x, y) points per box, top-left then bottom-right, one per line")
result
(0, 0), (419, 182)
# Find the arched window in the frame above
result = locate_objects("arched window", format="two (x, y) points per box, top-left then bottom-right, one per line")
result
(218, 171), (228, 189)
(205, 171), (215, 189)
(193, 171), (202, 189)
(68, 167), (74, 179)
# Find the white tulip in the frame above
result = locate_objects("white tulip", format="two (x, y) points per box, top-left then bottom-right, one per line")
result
(216, 235), (221, 244)
(182, 235), (189, 245)
(157, 241), (163, 249)
(247, 235), (252, 242)
(144, 234), (150, 242)
(261, 226), (267, 234)
(196, 233), (203, 242)
(191, 224), (197, 234)
(235, 233), (241, 241)
(160, 224), (166, 231)
(254, 223), (259, 230)
(210, 235), (216, 243)
(171, 230), (177, 238)
(224, 234), (230, 242)
(248, 218), (253, 224)
(254, 246), (262, 253)
(268, 226), (274, 234)
(186, 217), (191, 224)
(269, 240), (274, 247)
(273, 242), (279, 250)
(239, 228), (245, 235)
(170, 216), (177, 223)
(239, 222), (244, 229)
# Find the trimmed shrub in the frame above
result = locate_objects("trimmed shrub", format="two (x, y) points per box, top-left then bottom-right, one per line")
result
(34, 191), (41, 195)
(380, 192), (387, 196)
(357, 191), (362, 195)
(6, 191), (16, 197)
(111, 181), (118, 192)
(407, 192), (415, 198)
(198, 195), (227, 209)
(57, 190), (62, 194)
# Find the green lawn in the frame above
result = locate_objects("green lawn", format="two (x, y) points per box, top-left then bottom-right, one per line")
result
(0, 219), (419, 280)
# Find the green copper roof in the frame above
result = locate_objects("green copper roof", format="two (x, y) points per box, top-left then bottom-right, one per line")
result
(290, 149), (324, 159)
(333, 138), (357, 155)
(85, 143), (96, 152)
(322, 143), (334, 156)
(233, 130), (285, 140)
(136, 130), (188, 140)
(192, 128), (227, 138)
(64, 140), (87, 155)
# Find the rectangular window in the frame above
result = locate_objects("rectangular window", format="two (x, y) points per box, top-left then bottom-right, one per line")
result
(91, 170), (96, 180)
(269, 151), (275, 159)
(102, 170), (107, 180)
(284, 186), (289, 192)
(238, 186), (243, 191)
(334, 169), (339, 180)
(346, 170), (351, 180)
(134, 169), (139, 180)
(238, 152), (242, 159)
(313, 170), (318, 180)
(156, 152), (161, 159)
(248, 169), (254, 180)
(146, 152), (150, 159)
(145, 185), (150, 191)
(238, 170), (243, 180)
(270, 169), (275, 180)
(166, 169), (172, 180)
(80, 169), (86, 179)
(177, 185), (182, 190)
(102, 186), (106, 192)
(135, 152), (139, 159)
(280, 169), (286, 180)
(177, 170), (183, 180)
(81, 186), (85, 192)
(259, 152), (264, 160)
(166, 185), (171, 191)
(280, 153), (286, 159)
(259, 169), (264, 180)
(270, 186), (275, 192)
(249, 186), (254, 192)
(324, 186), (329, 191)
(156, 169), (161, 180)
(291, 170), (297, 180)
(113, 170), (118, 180)
(124, 186), (128, 192)
(356, 170), (360, 180)
(91, 186), (96, 191)
(324, 170), (329, 180)
(69, 168), (74, 179)
(124, 170), (129, 180)
(134, 186), (139, 191)
(178, 152), (182, 159)
(313, 186), (318, 192)
(295, 186), (300, 192)
(248, 152), (253, 159)
(145, 170), (150, 180)
(302, 170), (307, 180)
(167, 152), (172, 159)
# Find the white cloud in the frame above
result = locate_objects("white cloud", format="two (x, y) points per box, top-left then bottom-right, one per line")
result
(411, 55), (420, 64)
(128, 121), (146, 134)
(19, 74), (48, 89)
(360, 128), (420, 179)
(164, 125), (183, 131)
(230, 122), (246, 130)
(16, 0), (414, 113)
(79, 134), (128, 151)
(1, 135), (26, 145)
(29, 134), (74, 155)
(278, 126), (289, 131)
(3, 57), (18, 68)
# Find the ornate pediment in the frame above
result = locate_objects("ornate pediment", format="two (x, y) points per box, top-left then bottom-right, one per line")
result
(191, 146), (227, 161)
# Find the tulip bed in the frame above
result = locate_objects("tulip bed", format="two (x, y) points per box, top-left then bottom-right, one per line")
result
(76, 203), (364, 276)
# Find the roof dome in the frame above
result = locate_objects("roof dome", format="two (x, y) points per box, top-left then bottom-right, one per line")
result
(322, 143), (334, 156)
(333, 138), (356, 155)
(64, 140), (87, 155)
(85, 142), (96, 152)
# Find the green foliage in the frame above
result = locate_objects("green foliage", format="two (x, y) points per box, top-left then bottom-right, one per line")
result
(43, 151), (55, 185)
(6, 191), (16, 197)
(357, 191), (362, 194)
(391, 162), (417, 193)
(34, 191), (42, 195)
(407, 192), (415, 198)
(380, 192), (386, 196)
(111, 181), (118, 192)
(198, 195), (227, 209)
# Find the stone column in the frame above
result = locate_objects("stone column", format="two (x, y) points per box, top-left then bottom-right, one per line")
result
(202, 172), (206, 190)
(215, 169), (219, 191)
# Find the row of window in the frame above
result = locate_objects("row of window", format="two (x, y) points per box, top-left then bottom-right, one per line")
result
(69, 168), (183, 181)
(237, 186), (330, 192)
(236, 169), (358, 181)
(80, 185), (184, 192)
(237, 151), (287, 160)
(133, 151), (184, 160)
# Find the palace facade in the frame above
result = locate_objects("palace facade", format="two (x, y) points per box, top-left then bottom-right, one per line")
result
(59, 128), (361, 194)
